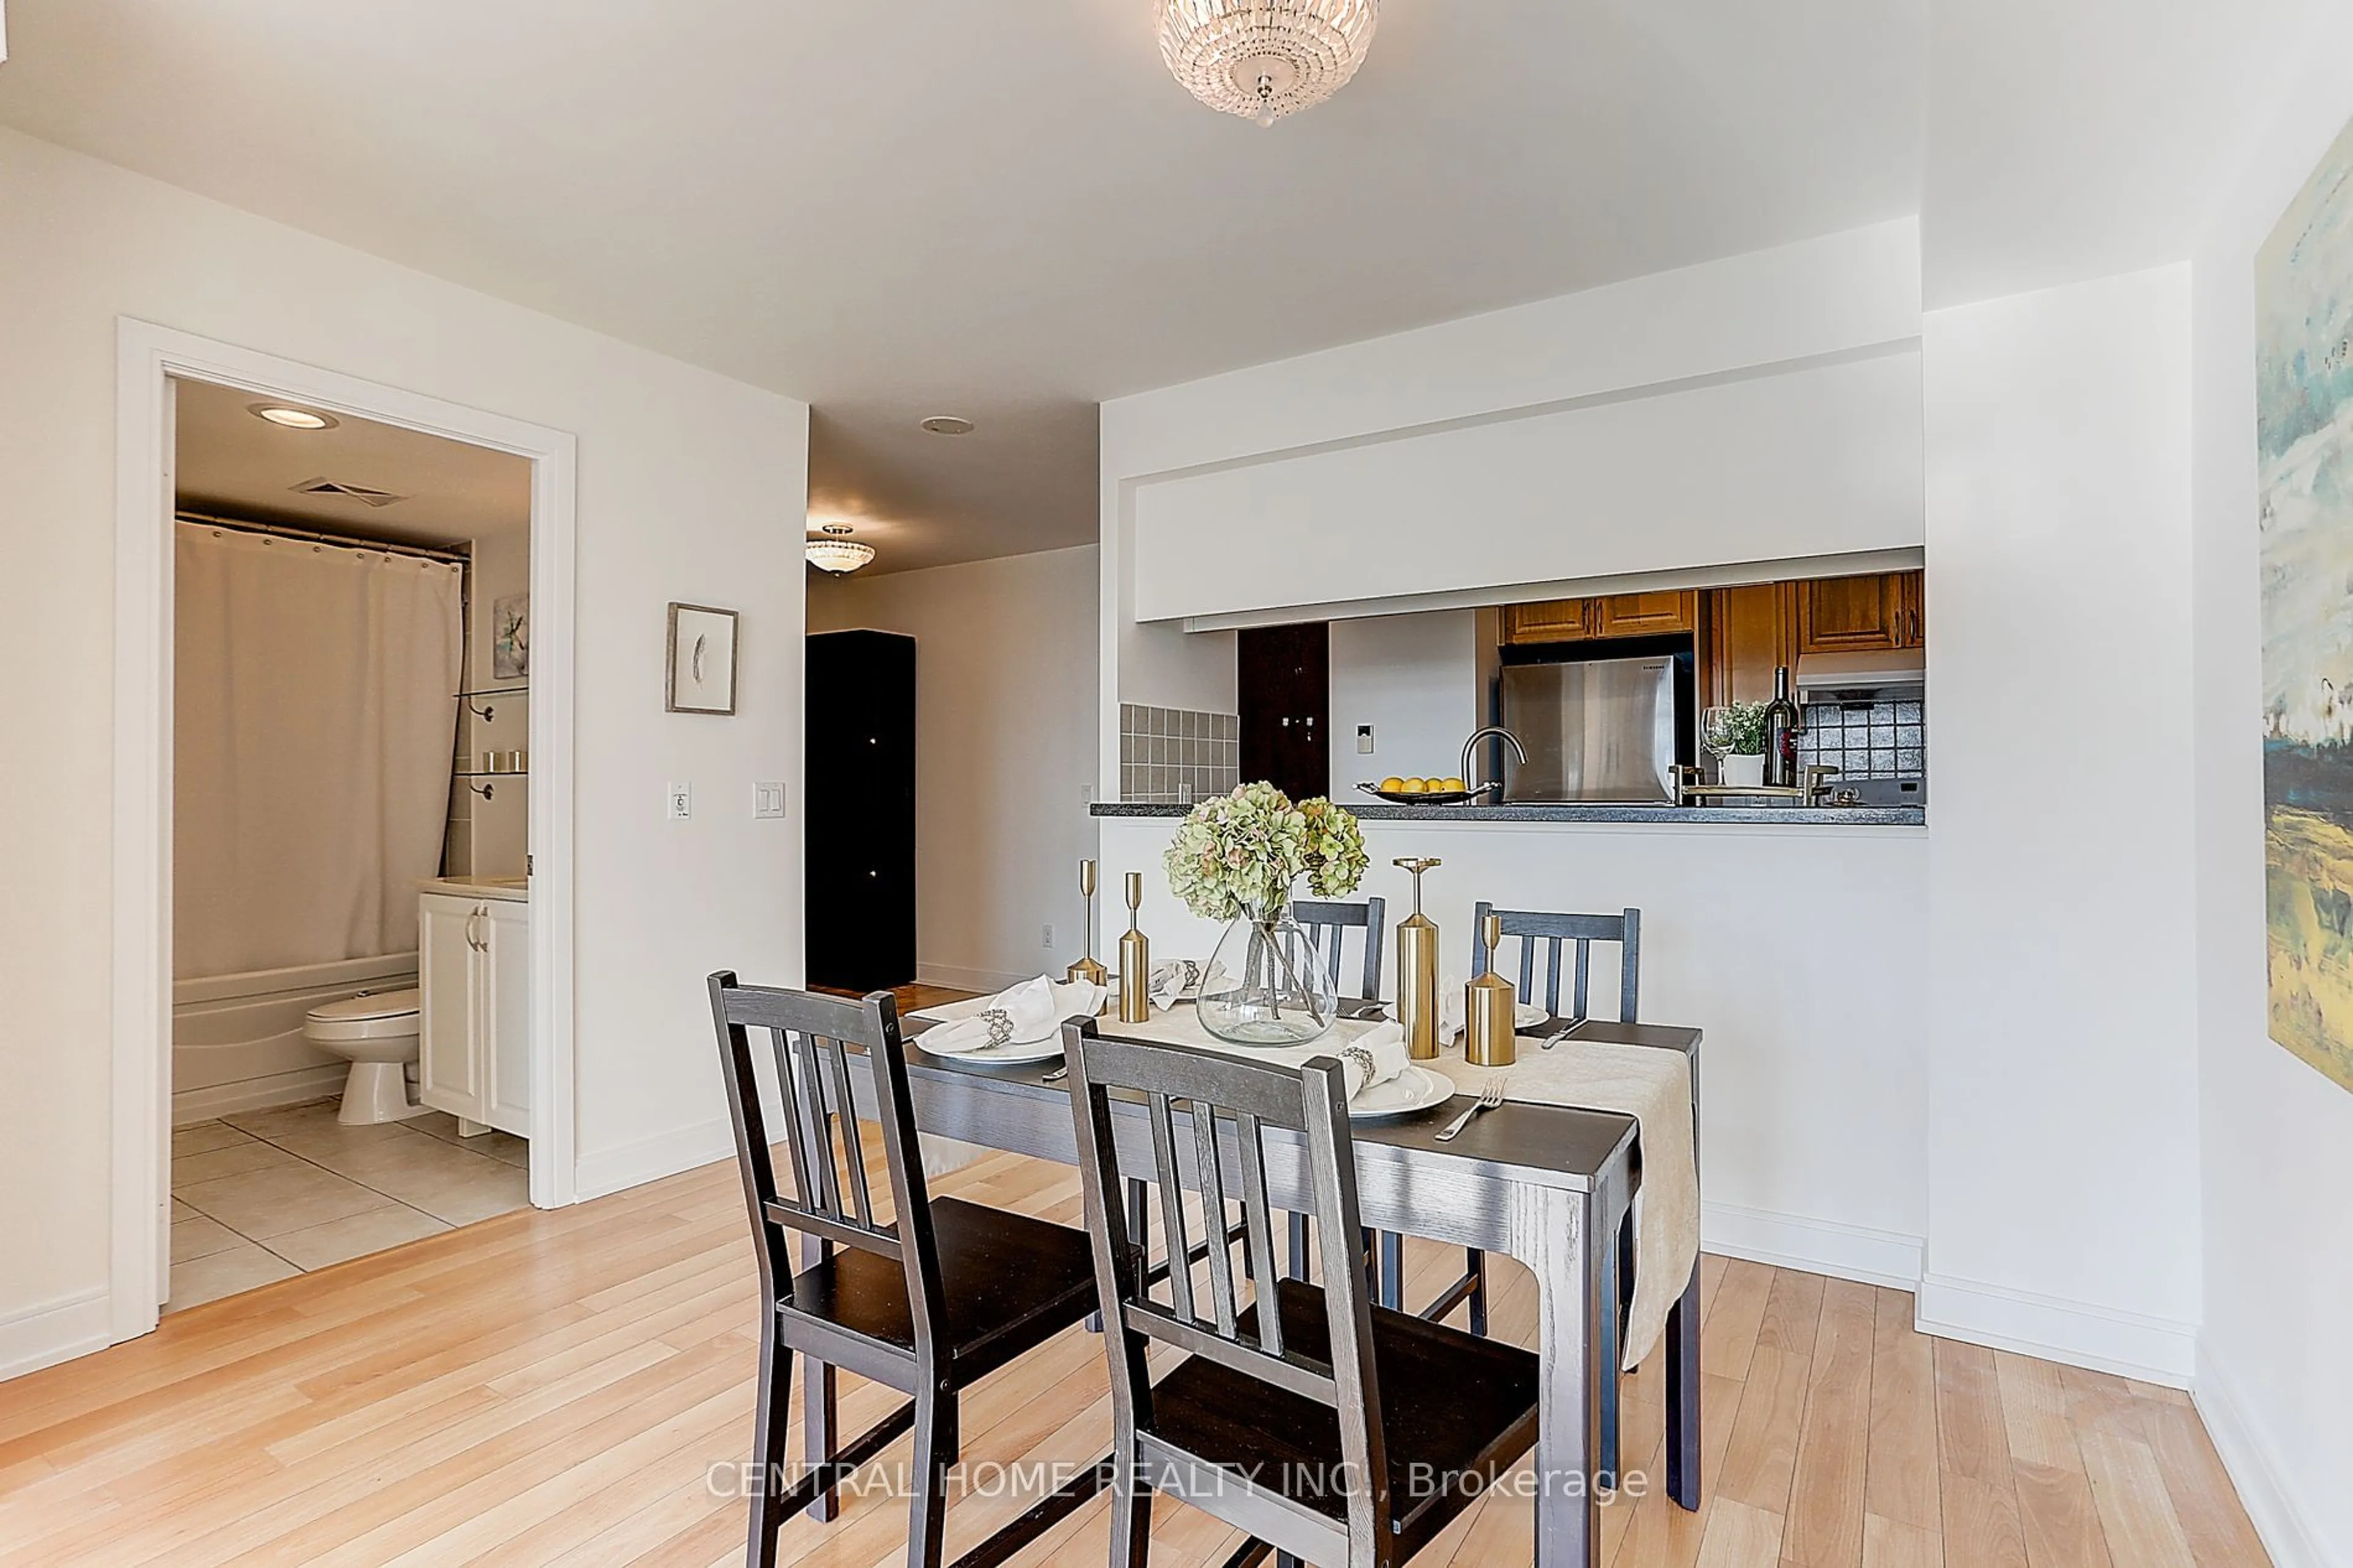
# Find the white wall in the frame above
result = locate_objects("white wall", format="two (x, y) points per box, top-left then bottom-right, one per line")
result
(809, 547), (1100, 992)
(0, 127), (808, 1376)
(1132, 350), (1925, 622)
(1919, 267), (2204, 1379)
(1327, 612), (1483, 787)
(1097, 814), (1931, 1283)
(2188, 10), (2353, 1561)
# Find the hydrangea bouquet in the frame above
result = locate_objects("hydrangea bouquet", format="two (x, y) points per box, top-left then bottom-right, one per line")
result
(1162, 782), (1369, 1045)
(1163, 781), (1370, 920)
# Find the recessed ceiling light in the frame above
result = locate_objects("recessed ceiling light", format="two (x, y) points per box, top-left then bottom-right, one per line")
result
(919, 415), (974, 436)
(249, 403), (339, 430)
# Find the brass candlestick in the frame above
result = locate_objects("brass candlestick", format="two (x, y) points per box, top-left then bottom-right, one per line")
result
(1067, 859), (1108, 991)
(1118, 872), (1151, 1023)
(1464, 912), (1518, 1067)
(1393, 857), (1442, 1061)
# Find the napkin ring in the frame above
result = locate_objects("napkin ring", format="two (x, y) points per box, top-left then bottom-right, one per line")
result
(982, 1009), (1014, 1048)
(1340, 1045), (1375, 1084)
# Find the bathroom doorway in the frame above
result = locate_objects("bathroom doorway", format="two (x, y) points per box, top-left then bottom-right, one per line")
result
(165, 382), (539, 1309)
(110, 323), (579, 1341)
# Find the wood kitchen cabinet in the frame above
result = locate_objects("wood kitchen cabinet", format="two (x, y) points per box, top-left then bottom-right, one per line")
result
(1702, 581), (1799, 708)
(419, 891), (530, 1137)
(1797, 571), (1923, 654)
(1501, 591), (1696, 645)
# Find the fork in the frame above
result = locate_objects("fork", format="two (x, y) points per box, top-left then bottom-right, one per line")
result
(1434, 1078), (1508, 1142)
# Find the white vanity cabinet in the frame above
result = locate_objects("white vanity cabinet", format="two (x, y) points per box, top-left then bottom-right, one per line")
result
(418, 888), (530, 1136)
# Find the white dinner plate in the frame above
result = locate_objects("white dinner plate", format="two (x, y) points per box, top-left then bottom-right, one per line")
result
(935, 1036), (1066, 1066)
(1349, 1065), (1456, 1120)
(1515, 1002), (1546, 1031)
(909, 985), (1097, 1066)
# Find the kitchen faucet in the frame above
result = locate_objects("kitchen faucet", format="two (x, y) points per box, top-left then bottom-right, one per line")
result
(1460, 726), (1527, 799)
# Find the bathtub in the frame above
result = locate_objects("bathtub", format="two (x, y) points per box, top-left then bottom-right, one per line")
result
(172, 952), (419, 1126)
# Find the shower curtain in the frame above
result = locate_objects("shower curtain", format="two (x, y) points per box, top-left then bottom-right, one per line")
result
(174, 523), (464, 979)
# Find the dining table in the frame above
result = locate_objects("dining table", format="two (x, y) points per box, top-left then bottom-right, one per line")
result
(825, 1004), (1706, 1568)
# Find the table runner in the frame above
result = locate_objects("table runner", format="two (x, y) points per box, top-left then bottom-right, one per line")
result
(1431, 1039), (1695, 1371)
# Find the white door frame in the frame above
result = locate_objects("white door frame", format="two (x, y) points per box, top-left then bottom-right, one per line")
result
(110, 319), (580, 1343)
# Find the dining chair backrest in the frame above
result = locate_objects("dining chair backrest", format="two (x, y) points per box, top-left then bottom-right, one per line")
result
(1292, 896), (1387, 1001)
(1063, 1018), (1392, 1551)
(707, 975), (947, 1360)
(1470, 903), (1643, 1022)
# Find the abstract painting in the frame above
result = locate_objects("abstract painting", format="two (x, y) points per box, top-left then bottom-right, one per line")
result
(491, 591), (529, 681)
(665, 602), (738, 716)
(2259, 110), (2353, 1093)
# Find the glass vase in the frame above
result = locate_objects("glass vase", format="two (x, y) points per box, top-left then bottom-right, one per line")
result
(1196, 898), (1339, 1047)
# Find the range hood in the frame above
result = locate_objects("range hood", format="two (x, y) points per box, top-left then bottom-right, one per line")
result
(1795, 649), (1926, 703)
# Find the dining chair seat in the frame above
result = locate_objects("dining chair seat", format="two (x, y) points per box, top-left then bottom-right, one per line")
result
(779, 1195), (1098, 1384)
(1146, 1278), (1539, 1561)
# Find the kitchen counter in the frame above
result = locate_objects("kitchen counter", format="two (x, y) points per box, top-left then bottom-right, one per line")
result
(417, 874), (531, 903)
(1091, 801), (1925, 827)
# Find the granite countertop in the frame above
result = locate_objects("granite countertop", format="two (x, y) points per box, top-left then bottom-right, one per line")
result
(417, 874), (531, 903)
(1090, 800), (1926, 827)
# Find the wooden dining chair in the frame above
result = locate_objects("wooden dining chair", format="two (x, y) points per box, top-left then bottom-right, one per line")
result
(707, 974), (1109, 1568)
(1063, 1018), (1540, 1568)
(1292, 896), (1387, 1005)
(1285, 897), (1390, 1295)
(1427, 904), (1642, 1336)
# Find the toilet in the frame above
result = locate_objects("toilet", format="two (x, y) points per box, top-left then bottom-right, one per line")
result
(303, 988), (428, 1125)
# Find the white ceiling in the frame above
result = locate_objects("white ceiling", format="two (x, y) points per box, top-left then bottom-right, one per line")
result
(173, 376), (531, 550)
(1923, 0), (2337, 308)
(0, 1), (1927, 573)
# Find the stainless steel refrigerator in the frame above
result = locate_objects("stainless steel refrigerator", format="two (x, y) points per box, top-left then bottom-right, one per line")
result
(1496, 656), (1681, 803)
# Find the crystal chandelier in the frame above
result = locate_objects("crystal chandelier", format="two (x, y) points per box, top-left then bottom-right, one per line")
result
(806, 523), (876, 575)
(1158, 0), (1379, 126)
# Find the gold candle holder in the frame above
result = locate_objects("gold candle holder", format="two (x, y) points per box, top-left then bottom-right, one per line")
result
(1118, 872), (1151, 1023)
(1393, 857), (1442, 1061)
(1464, 912), (1518, 1067)
(1067, 859), (1109, 993)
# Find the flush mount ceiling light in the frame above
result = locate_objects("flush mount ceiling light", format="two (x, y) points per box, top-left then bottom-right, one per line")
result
(806, 523), (877, 575)
(919, 414), (974, 436)
(1159, 0), (1378, 126)
(248, 403), (340, 430)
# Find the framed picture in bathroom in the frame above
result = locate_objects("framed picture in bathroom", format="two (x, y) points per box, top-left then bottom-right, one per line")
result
(665, 602), (738, 716)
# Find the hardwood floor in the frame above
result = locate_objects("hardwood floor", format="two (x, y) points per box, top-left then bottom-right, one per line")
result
(0, 1144), (2266, 1567)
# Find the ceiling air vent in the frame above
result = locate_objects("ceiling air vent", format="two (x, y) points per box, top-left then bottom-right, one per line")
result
(290, 476), (406, 507)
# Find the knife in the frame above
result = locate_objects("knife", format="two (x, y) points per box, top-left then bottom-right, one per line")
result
(1540, 1015), (1587, 1049)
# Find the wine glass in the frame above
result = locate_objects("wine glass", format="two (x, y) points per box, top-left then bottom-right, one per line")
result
(1702, 706), (1740, 760)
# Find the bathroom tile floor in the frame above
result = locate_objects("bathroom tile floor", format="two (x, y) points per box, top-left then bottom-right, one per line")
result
(167, 1097), (529, 1312)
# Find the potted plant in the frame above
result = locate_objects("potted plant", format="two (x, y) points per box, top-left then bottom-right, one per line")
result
(1162, 782), (1369, 1045)
(1703, 702), (1770, 787)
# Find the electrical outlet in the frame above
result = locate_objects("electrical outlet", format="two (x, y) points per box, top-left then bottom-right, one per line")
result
(1357, 725), (1376, 754)
(667, 781), (691, 820)
(753, 781), (786, 819)
(1042, 924), (1056, 949)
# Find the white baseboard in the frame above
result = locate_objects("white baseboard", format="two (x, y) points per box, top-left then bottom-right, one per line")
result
(917, 962), (1032, 994)
(0, 1286), (112, 1383)
(172, 1064), (348, 1127)
(574, 1117), (735, 1202)
(2196, 1343), (2327, 1568)
(1702, 1203), (1923, 1291)
(1915, 1272), (2197, 1385)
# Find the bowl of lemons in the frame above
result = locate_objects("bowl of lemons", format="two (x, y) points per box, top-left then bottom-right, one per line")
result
(1356, 775), (1497, 805)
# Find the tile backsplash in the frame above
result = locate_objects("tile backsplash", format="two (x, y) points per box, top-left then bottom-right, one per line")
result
(1798, 698), (1925, 780)
(1120, 703), (1240, 804)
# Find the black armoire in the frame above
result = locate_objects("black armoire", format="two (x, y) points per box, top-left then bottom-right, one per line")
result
(805, 630), (916, 992)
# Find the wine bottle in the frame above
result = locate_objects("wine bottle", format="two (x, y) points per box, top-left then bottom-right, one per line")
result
(1762, 665), (1804, 788)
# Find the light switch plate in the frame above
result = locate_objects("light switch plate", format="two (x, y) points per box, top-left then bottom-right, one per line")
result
(1357, 725), (1376, 754)
(754, 781), (786, 819)
(667, 782), (691, 820)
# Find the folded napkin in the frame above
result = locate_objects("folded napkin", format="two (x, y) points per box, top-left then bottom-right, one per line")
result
(1148, 958), (1211, 1009)
(918, 976), (1106, 1055)
(1329, 1021), (1409, 1099)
